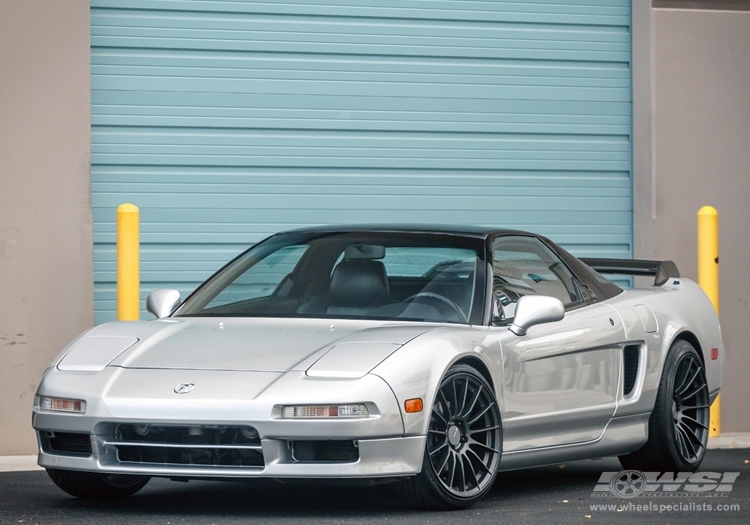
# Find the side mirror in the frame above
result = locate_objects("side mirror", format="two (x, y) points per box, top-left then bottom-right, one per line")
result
(146, 289), (181, 319)
(509, 295), (564, 336)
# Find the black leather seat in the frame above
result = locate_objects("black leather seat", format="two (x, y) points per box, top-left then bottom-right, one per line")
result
(326, 259), (390, 316)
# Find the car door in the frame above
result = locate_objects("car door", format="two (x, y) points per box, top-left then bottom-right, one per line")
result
(489, 235), (626, 453)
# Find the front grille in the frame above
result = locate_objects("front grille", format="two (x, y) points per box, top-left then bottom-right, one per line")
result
(41, 431), (92, 456)
(107, 424), (264, 468)
(291, 440), (359, 463)
(623, 345), (640, 396)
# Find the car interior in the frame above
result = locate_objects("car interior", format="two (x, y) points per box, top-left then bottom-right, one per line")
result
(193, 238), (479, 324)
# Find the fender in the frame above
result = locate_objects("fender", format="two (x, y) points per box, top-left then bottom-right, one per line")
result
(370, 325), (502, 437)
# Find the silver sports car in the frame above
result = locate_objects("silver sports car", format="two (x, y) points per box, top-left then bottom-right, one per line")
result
(33, 226), (723, 509)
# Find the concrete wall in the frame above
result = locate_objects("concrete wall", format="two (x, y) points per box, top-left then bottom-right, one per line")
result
(652, 7), (750, 431)
(0, 1), (92, 454)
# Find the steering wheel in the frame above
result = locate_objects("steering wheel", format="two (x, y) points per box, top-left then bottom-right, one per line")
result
(404, 292), (466, 321)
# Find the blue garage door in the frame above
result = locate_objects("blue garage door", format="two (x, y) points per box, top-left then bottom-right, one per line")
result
(91, 0), (632, 324)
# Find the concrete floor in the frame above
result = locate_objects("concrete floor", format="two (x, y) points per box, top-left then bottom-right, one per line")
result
(1, 449), (748, 525)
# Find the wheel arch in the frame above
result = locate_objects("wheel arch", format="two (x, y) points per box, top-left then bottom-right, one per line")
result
(671, 330), (705, 368)
(452, 355), (496, 396)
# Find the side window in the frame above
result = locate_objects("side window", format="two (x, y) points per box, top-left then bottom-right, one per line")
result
(491, 236), (580, 320)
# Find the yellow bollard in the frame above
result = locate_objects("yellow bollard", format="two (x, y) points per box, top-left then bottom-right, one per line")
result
(697, 205), (720, 437)
(117, 204), (140, 321)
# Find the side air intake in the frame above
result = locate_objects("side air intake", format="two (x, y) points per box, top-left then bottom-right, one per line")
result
(623, 345), (640, 397)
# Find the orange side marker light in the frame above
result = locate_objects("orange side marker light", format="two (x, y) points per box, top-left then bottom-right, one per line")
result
(405, 398), (423, 413)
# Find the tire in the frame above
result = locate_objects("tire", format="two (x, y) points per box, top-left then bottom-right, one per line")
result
(619, 339), (710, 472)
(396, 364), (502, 509)
(46, 469), (150, 499)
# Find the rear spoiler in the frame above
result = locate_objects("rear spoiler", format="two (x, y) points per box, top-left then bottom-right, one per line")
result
(580, 258), (680, 287)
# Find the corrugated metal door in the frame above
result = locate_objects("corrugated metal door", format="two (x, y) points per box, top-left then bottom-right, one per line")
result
(92, 0), (632, 323)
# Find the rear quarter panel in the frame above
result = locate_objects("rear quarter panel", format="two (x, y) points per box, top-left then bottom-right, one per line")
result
(608, 278), (723, 418)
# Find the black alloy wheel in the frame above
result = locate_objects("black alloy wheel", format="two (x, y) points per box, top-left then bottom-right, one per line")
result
(619, 339), (710, 471)
(670, 347), (710, 464)
(397, 364), (502, 509)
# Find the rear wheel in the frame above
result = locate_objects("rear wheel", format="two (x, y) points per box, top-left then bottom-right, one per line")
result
(46, 469), (150, 499)
(397, 364), (502, 509)
(619, 339), (710, 471)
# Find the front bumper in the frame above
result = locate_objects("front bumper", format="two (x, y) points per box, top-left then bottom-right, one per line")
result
(33, 367), (425, 478)
(36, 434), (426, 478)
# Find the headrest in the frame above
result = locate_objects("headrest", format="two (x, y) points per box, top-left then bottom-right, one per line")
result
(329, 260), (389, 308)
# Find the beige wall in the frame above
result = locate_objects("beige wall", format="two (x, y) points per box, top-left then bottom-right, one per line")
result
(0, 1), (92, 454)
(652, 7), (750, 431)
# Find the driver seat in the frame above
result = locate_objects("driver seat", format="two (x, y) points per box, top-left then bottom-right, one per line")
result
(326, 259), (390, 316)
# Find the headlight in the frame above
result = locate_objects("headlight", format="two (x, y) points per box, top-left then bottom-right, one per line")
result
(38, 396), (86, 414)
(281, 404), (369, 418)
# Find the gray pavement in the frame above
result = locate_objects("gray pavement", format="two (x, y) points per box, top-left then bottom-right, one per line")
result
(1, 449), (748, 525)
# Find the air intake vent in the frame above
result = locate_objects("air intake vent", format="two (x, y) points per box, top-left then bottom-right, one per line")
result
(291, 440), (359, 463)
(108, 424), (264, 468)
(41, 431), (92, 456)
(623, 345), (640, 396)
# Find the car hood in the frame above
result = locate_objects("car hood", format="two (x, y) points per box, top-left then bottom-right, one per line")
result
(58, 317), (432, 373)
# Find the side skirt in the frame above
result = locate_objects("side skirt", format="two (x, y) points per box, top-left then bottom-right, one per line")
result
(498, 413), (649, 471)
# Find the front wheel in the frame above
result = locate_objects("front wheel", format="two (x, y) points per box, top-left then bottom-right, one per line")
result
(47, 469), (150, 499)
(396, 364), (502, 509)
(619, 339), (710, 471)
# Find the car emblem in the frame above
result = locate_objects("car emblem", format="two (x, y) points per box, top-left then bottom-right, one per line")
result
(174, 383), (195, 394)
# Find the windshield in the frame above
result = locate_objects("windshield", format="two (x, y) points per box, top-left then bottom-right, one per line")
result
(177, 231), (484, 324)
